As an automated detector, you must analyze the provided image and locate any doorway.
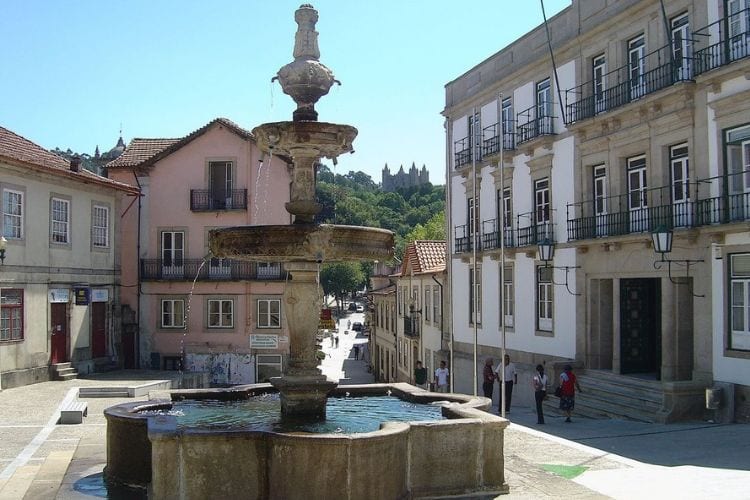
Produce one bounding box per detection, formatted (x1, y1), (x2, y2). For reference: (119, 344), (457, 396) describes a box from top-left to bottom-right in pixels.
(620, 278), (661, 375)
(91, 302), (107, 358)
(50, 303), (69, 364)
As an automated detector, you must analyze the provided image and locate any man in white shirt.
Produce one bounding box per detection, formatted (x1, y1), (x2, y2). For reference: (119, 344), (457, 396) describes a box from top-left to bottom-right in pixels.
(494, 354), (517, 413)
(434, 361), (449, 393)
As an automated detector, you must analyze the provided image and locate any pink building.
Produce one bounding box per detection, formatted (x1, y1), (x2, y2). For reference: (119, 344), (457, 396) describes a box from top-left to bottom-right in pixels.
(108, 118), (292, 384)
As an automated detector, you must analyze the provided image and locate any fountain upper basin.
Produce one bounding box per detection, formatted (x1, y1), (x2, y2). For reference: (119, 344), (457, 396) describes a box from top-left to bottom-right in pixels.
(253, 121), (357, 159)
(209, 224), (394, 263)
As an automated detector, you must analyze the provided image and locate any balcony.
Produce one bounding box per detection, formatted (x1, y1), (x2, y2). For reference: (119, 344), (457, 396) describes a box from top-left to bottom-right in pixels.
(566, 170), (750, 242)
(693, 8), (750, 77)
(481, 123), (515, 157)
(140, 258), (285, 281)
(480, 218), (515, 250)
(453, 136), (473, 169)
(190, 189), (247, 211)
(516, 105), (555, 145)
(453, 224), (480, 254)
(516, 216), (555, 247)
(565, 44), (692, 125)
(403, 316), (420, 338)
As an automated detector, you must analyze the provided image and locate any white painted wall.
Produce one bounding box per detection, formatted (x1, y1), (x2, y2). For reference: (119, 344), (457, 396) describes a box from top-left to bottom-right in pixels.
(554, 59), (576, 133)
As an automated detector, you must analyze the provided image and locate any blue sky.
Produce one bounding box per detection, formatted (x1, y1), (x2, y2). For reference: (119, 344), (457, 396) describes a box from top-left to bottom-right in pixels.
(0, 1), (570, 183)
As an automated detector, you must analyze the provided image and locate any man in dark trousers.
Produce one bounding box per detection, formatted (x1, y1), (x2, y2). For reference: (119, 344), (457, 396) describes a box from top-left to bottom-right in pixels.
(353, 344), (360, 360)
(495, 354), (517, 413)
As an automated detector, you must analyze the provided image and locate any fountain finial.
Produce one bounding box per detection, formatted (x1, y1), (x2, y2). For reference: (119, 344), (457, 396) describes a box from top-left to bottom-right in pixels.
(275, 3), (338, 122)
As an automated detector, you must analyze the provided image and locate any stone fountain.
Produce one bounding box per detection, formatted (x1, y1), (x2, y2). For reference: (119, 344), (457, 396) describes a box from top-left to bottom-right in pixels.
(209, 3), (393, 419)
(103, 6), (508, 498)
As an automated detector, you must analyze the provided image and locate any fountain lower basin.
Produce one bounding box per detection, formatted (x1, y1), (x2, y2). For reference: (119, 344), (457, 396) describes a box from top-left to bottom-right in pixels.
(104, 383), (509, 499)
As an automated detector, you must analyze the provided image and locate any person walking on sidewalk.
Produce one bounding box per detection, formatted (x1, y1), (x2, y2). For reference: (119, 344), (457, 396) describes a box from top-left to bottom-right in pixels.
(495, 354), (517, 413)
(559, 364), (582, 422)
(532, 364), (548, 424)
(434, 361), (449, 393)
(414, 360), (428, 389)
(353, 344), (360, 360)
(482, 358), (496, 400)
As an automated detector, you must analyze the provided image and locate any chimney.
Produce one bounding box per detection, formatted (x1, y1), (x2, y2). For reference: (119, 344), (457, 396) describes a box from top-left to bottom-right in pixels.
(70, 155), (81, 172)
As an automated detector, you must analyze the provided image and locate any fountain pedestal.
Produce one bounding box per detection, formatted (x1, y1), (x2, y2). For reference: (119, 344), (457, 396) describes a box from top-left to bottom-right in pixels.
(270, 261), (336, 418)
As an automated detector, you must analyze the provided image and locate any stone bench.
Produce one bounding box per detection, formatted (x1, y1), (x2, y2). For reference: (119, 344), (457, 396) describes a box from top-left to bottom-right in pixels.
(60, 401), (88, 424)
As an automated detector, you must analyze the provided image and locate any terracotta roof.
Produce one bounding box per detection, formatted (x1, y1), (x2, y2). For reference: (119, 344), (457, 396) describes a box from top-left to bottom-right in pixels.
(0, 125), (139, 194)
(400, 240), (446, 276)
(107, 117), (253, 169)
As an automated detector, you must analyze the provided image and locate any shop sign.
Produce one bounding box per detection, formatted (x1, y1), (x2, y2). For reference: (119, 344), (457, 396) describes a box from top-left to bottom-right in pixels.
(48, 289), (70, 303)
(74, 287), (90, 305)
(250, 334), (279, 349)
(91, 289), (109, 302)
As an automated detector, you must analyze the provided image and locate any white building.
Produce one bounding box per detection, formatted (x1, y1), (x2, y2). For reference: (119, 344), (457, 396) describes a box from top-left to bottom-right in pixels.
(0, 126), (138, 388)
(444, 0), (750, 422)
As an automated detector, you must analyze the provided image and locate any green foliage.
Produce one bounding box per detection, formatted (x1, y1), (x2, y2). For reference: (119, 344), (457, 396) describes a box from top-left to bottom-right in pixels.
(320, 262), (365, 302)
(315, 166), (445, 262)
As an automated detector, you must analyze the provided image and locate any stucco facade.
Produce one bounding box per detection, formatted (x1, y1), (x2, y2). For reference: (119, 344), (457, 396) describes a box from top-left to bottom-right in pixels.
(0, 126), (137, 389)
(108, 118), (293, 384)
(444, 0), (750, 421)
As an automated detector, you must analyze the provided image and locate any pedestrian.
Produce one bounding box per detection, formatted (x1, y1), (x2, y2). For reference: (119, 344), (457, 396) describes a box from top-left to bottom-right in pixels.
(330, 333), (334, 347)
(482, 358), (496, 400)
(558, 364), (582, 423)
(335, 335), (339, 348)
(494, 354), (517, 413)
(434, 361), (449, 393)
(353, 344), (360, 360)
(414, 360), (428, 389)
(532, 364), (548, 424)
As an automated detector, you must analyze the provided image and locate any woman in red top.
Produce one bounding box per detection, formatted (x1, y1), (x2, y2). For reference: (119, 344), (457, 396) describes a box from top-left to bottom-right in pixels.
(558, 364), (582, 423)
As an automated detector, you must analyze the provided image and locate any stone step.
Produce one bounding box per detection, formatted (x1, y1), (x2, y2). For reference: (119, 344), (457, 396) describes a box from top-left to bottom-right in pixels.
(0, 464), (41, 499)
(56, 373), (78, 381)
(50, 362), (72, 370)
(78, 387), (130, 398)
(54, 367), (78, 377)
(577, 377), (663, 406)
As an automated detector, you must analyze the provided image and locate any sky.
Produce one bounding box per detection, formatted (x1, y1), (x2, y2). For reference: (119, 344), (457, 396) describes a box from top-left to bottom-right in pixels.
(0, 1), (571, 184)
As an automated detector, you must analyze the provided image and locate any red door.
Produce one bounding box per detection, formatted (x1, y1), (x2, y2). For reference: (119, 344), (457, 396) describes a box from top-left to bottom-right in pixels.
(51, 303), (68, 363)
(91, 302), (107, 358)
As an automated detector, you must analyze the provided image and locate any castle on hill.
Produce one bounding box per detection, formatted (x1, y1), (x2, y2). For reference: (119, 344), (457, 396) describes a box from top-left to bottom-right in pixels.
(381, 162), (429, 192)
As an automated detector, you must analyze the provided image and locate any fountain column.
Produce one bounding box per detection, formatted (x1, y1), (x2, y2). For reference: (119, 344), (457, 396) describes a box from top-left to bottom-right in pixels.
(271, 261), (336, 418)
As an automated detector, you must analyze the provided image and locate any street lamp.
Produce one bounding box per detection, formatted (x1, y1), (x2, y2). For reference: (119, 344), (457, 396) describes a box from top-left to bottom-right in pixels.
(536, 237), (580, 296)
(650, 225), (704, 297)
(0, 236), (7, 265)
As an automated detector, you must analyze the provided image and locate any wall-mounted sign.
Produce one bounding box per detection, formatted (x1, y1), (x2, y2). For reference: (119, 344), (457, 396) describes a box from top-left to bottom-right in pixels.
(74, 287), (90, 306)
(91, 289), (109, 302)
(250, 334), (279, 349)
(48, 289), (70, 303)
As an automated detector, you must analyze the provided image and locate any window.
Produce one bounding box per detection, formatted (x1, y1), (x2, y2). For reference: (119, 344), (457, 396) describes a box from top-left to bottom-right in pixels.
(209, 161), (233, 209)
(728, 0), (750, 61)
(537, 266), (553, 331)
(671, 13), (691, 80)
(51, 198), (70, 244)
(433, 287), (440, 324)
(726, 125), (750, 222)
(670, 144), (690, 227)
(497, 187), (512, 246)
(92, 205), (109, 248)
(594, 165), (608, 237)
(468, 197), (480, 237)
(161, 231), (185, 277)
(161, 299), (185, 328)
(730, 254), (750, 350)
(593, 54), (606, 113)
(627, 156), (648, 232)
(501, 98), (514, 149)
(1, 289), (23, 341)
(424, 286), (431, 322)
(2, 189), (23, 239)
(502, 265), (514, 328)
(536, 79), (552, 118)
(208, 299), (233, 328)
(469, 266), (482, 325)
(257, 299), (281, 328)
(628, 35), (646, 98)
(534, 178), (551, 231)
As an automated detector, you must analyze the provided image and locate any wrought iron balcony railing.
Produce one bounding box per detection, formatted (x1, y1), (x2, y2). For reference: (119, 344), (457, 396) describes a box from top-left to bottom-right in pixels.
(693, 7), (750, 77)
(453, 136), (473, 168)
(515, 217), (555, 247)
(190, 189), (247, 211)
(516, 105), (555, 145)
(481, 218), (515, 250)
(140, 258), (285, 281)
(565, 44), (693, 124)
(453, 224), (481, 254)
(481, 123), (516, 157)
(566, 170), (750, 241)
(403, 316), (420, 338)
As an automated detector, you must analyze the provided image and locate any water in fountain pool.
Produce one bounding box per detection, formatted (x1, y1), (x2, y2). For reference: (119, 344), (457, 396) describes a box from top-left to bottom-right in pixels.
(140, 394), (446, 433)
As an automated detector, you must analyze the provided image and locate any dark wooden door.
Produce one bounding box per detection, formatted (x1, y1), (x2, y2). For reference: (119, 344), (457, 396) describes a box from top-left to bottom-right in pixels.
(91, 302), (107, 358)
(51, 303), (68, 363)
(620, 278), (661, 374)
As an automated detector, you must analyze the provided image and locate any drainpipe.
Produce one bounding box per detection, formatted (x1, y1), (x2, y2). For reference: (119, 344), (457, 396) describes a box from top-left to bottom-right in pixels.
(133, 171), (142, 369)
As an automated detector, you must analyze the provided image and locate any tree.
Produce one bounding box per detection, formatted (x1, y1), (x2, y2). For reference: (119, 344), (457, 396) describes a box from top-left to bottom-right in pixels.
(319, 262), (365, 311)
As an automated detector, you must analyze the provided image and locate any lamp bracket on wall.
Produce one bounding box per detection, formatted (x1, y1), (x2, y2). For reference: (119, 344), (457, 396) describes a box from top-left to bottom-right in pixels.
(652, 256), (705, 298)
(541, 263), (581, 296)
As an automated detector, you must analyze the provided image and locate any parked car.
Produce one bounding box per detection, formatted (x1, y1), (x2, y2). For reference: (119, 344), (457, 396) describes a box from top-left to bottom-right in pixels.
(356, 305), (364, 313)
(352, 322), (363, 331)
